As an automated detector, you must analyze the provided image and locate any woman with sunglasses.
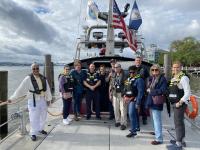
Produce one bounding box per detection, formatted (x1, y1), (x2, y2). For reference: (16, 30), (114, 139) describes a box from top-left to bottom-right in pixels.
(146, 64), (167, 145)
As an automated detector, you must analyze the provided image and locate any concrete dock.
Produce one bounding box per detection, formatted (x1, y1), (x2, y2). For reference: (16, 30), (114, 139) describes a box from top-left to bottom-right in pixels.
(1, 98), (200, 150)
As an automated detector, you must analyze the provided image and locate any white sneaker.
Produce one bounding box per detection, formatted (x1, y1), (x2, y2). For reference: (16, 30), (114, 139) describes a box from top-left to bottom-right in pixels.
(63, 119), (70, 125)
(67, 117), (72, 122)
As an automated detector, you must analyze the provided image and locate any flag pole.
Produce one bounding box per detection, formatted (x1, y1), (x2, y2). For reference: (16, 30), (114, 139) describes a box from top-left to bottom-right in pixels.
(106, 0), (114, 56)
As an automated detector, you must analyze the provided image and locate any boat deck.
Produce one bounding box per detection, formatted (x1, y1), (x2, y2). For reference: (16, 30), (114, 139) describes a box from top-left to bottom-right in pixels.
(1, 99), (200, 150)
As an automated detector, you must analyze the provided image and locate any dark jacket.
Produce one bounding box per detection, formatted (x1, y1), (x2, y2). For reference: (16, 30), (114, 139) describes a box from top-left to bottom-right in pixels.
(146, 74), (167, 111)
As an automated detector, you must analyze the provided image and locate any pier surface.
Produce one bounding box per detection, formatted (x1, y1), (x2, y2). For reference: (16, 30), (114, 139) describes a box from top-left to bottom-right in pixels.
(1, 99), (200, 150)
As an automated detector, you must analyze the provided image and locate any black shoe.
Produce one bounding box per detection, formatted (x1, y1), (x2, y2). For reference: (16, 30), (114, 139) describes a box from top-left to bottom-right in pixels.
(39, 130), (47, 135)
(142, 119), (147, 125)
(96, 116), (101, 120)
(126, 132), (137, 138)
(120, 125), (126, 130)
(170, 140), (186, 147)
(109, 116), (114, 120)
(115, 122), (120, 127)
(31, 135), (37, 141)
(86, 115), (91, 120)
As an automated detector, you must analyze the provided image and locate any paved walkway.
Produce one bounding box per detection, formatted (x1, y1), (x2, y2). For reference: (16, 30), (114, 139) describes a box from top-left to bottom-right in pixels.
(1, 99), (200, 150)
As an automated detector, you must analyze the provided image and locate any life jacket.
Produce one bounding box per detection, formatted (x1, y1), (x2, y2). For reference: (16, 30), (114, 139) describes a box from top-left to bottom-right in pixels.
(29, 74), (47, 107)
(168, 71), (185, 104)
(124, 75), (140, 98)
(59, 74), (74, 92)
(86, 71), (99, 86)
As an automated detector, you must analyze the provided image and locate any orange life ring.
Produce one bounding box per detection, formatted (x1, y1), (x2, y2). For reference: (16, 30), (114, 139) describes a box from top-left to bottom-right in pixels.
(185, 95), (199, 119)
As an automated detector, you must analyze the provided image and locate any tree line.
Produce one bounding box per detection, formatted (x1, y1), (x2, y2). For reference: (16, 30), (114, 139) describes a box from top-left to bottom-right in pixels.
(158, 37), (200, 66)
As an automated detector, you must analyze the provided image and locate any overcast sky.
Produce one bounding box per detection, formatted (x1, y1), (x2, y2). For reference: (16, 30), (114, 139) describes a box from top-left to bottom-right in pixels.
(0, 0), (200, 63)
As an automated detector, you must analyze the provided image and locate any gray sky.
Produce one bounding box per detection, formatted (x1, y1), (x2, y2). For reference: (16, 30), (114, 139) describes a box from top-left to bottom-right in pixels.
(0, 0), (200, 63)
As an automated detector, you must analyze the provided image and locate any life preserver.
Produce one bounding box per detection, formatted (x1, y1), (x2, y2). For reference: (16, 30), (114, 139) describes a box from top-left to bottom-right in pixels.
(185, 95), (199, 119)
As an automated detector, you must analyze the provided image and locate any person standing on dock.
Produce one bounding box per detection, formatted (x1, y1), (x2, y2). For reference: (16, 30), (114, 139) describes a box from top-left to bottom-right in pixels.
(133, 56), (149, 125)
(59, 64), (73, 125)
(167, 61), (191, 149)
(70, 60), (86, 121)
(8, 62), (52, 141)
(110, 63), (127, 130)
(124, 66), (145, 137)
(83, 63), (101, 120)
(146, 64), (167, 145)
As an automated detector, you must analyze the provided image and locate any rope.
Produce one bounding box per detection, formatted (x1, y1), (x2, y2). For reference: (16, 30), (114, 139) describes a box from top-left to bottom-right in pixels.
(47, 110), (63, 117)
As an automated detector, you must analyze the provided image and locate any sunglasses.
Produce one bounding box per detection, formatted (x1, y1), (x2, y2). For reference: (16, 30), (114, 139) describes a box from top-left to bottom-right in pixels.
(65, 68), (70, 70)
(129, 71), (134, 74)
(151, 69), (159, 71)
(32, 67), (39, 70)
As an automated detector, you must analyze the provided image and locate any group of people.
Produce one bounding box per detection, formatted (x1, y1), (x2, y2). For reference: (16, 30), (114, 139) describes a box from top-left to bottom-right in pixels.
(8, 58), (190, 150)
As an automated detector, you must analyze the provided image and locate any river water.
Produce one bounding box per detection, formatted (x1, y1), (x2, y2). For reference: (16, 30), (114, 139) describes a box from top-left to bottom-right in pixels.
(0, 66), (200, 133)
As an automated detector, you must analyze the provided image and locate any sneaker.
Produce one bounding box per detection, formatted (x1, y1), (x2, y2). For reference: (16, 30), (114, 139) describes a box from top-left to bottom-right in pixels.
(142, 119), (147, 125)
(67, 117), (73, 122)
(96, 116), (101, 120)
(166, 144), (182, 150)
(86, 115), (91, 120)
(31, 135), (37, 141)
(115, 122), (120, 127)
(63, 119), (70, 125)
(74, 115), (79, 121)
(126, 132), (137, 138)
(151, 140), (162, 145)
(39, 130), (47, 135)
(120, 125), (126, 130)
(170, 140), (186, 147)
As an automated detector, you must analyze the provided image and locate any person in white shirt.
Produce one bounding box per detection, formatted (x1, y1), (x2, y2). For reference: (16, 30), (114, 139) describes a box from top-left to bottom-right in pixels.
(167, 61), (191, 149)
(8, 62), (52, 141)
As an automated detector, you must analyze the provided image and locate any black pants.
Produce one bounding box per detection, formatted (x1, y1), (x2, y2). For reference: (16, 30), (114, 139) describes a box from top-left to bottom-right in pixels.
(173, 103), (187, 142)
(85, 90), (100, 117)
(62, 98), (72, 119)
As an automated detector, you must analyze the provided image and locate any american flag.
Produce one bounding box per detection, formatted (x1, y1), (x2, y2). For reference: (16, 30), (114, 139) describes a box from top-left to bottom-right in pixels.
(112, 0), (137, 51)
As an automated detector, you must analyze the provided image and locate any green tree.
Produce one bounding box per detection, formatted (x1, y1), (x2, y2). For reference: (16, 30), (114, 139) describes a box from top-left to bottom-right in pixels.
(170, 37), (200, 66)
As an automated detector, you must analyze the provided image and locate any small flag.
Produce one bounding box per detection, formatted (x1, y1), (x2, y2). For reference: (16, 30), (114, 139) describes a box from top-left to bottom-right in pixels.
(87, 0), (99, 20)
(129, 1), (142, 30)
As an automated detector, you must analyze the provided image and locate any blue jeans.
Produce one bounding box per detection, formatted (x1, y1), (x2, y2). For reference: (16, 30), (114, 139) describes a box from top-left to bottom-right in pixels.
(73, 92), (82, 115)
(128, 101), (139, 133)
(152, 109), (163, 142)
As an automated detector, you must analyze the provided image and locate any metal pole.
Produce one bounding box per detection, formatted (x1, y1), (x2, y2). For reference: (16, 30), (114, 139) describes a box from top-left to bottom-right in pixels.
(164, 53), (171, 81)
(106, 0), (114, 56)
(19, 110), (27, 135)
(0, 71), (8, 139)
(51, 62), (55, 93)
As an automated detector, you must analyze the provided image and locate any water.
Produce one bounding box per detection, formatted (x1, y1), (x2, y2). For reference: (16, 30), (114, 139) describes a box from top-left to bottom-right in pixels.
(1, 66), (200, 133)
(0, 66), (63, 133)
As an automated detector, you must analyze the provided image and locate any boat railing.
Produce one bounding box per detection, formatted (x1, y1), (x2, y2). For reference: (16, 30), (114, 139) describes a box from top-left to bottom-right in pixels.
(0, 94), (62, 143)
(0, 95), (27, 144)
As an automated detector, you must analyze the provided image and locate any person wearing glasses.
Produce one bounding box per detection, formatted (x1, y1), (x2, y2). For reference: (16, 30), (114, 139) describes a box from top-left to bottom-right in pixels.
(146, 64), (167, 145)
(110, 63), (127, 130)
(8, 62), (52, 141)
(167, 61), (191, 150)
(59, 64), (74, 125)
(124, 65), (145, 138)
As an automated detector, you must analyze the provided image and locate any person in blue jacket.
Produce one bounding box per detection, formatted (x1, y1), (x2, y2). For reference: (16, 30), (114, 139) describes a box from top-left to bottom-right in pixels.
(146, 64), (167, 145)
(124, 66), (145, 138)
(70, 60), (86, 121)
